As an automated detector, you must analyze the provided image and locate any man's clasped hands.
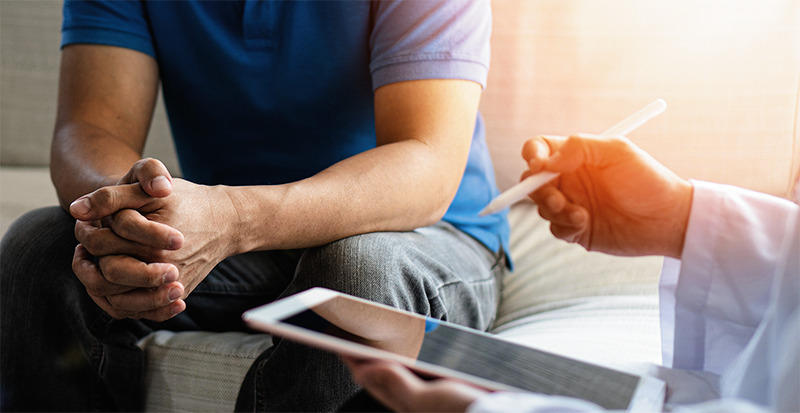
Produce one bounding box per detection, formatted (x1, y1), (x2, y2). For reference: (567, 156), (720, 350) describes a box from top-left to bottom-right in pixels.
(69, 159), (239, 322)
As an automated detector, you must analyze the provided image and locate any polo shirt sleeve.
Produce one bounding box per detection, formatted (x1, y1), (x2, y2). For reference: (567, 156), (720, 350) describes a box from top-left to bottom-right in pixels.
(369, 0), (491, 90)
(61, 0), (156, 58)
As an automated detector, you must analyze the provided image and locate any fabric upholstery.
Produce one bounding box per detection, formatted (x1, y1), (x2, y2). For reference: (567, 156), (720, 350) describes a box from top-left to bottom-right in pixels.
(492, 295), (662, 368)
(0, 1), (179, 173)
(495, 200), (663, 328)
(138, 331), (272, 412)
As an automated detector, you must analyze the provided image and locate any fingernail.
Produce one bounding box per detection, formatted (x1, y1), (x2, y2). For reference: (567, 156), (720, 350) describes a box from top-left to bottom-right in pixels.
(168, 287), (181, 302)
(167, 234), (181, 250)
(163, 268), (178, 284)
(151, 175), (171, 191)
(171, 304), (181, 316)
(70, 198), (91, 215)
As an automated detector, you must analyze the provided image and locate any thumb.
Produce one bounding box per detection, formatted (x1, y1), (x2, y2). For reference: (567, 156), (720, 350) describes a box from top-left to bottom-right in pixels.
(119, 158), (173, 198)
(69, 183), (154, 221)
(545, 133), (633, 173)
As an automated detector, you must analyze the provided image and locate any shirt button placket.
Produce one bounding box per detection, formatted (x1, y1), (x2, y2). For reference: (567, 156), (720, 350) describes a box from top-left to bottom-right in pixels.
(243, 0), (273, 50)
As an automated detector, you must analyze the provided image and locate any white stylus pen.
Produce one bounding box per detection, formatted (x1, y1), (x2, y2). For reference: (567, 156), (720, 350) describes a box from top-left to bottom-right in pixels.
(478, 99), (667, 216)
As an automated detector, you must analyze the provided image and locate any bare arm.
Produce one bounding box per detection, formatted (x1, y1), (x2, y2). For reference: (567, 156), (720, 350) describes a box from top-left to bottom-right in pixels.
(226, 78), (481, 252)
(71, 78), (482, 320)
(51, 44), (162, 210)
(71, 76), (481, 252)
(55, 45), (185, 321)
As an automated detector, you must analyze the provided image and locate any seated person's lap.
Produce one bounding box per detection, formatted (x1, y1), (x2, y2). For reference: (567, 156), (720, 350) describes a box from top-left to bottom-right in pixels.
(1, 206), (502, 411)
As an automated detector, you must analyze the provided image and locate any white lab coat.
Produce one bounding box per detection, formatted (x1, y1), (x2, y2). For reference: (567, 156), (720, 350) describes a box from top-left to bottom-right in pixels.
(468, 181), (800, 413)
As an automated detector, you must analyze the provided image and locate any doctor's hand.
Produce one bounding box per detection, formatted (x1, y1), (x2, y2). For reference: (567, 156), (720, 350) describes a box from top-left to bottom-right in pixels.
(522, 134), (693, 259)
(70, 170), (240, 321)
(343, 356), (488, 412)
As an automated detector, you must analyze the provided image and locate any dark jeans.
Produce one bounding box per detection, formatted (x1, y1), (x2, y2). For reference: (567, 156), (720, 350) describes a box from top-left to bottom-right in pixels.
(338, 390), (392, 412)
(1, 206), (503, 412)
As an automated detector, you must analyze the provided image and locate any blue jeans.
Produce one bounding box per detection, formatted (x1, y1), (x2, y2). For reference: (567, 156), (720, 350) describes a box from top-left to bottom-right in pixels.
(1, 206), (504, 412)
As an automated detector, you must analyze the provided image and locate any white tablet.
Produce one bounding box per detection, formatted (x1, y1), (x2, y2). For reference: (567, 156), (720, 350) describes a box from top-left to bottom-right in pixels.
(242, 287), (665, 411)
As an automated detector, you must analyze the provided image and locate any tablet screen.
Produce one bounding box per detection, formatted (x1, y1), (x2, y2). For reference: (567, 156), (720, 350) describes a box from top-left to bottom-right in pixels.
(258, 291), (645, 410)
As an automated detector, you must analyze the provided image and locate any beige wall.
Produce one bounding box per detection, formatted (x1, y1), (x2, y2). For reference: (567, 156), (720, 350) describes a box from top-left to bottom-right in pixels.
(482, 0), (800, 198)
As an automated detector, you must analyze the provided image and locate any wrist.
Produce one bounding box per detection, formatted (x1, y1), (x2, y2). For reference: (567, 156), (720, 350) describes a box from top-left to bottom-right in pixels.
(219, 184), (290, 255)
(210, 185), (247, 257)
(666, 179), (693, 259)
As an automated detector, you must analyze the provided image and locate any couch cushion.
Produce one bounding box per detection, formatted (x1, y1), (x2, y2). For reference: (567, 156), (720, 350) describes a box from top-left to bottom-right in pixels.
(1, 2), (61, 167)
(138, 331), (272, 412)
(493, 295), (662, 367)
(495, 200), (663, 328)
(0, 1), (180, 174)
(0, 167), (58, 236)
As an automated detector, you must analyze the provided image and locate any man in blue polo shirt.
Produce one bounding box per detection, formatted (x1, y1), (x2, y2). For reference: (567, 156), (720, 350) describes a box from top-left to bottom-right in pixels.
(0, 1), (509, 411)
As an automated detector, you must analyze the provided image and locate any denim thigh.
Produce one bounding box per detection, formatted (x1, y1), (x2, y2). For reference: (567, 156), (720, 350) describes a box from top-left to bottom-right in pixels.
(1, 207), (503, 412)
(0, 206), (141, 412)
(237, 221), (505, 412)
(0, 207), (301, 411)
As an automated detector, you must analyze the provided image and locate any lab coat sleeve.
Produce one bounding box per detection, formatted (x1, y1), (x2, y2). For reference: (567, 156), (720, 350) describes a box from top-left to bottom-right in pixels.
(662, 180), (799, 374)
(467, 392), (772, 413)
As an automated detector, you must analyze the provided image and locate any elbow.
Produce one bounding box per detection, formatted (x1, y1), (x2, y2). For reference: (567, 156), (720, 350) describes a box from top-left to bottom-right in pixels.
(416, 187), (458, 229)
(49, 148), (71, 212)
(418, 208), (448, 229)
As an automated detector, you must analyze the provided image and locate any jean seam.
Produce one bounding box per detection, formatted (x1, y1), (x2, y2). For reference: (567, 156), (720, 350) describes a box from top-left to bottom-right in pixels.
(435, 271), (497, 291)
(90, 339), (105, 412)
(87, 311), (112, 334)
(255, 358), (268, 412)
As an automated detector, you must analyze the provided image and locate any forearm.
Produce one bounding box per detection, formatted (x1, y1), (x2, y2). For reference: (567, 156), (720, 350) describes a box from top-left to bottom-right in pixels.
(224, 79), (478, 253)
(51, 44), (160, 210)
(51, 121), (143, 210)
(227, 138), (465, 252)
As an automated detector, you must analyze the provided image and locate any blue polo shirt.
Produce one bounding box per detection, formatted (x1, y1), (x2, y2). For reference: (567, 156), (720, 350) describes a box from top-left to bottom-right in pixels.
(61, 0), (510, 260)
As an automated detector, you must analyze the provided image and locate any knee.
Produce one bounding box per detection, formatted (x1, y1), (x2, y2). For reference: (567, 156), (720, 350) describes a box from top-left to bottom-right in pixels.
(291, 228), (501, 330)
(292, 232), (431, 313)
(1, 206), (77, 289)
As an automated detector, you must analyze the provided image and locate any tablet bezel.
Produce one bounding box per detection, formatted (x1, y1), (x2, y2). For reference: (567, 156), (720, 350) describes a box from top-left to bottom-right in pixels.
(242, 287), (665, 410)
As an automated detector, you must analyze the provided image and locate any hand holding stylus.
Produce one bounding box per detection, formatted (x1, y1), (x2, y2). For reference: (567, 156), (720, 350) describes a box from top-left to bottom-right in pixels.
(519, 108), (694, 259)
(479, 99), (668, 216)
